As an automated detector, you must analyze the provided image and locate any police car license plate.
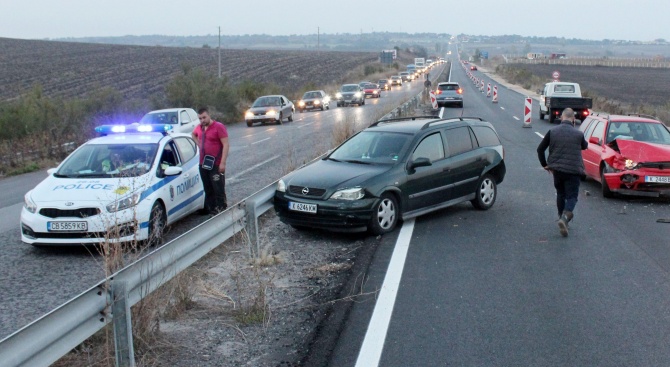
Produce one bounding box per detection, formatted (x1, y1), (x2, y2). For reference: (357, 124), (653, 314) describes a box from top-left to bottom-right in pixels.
(288, 202), (317, 213)
(48, 221), (88, 232)
(645, 176), (670, 183)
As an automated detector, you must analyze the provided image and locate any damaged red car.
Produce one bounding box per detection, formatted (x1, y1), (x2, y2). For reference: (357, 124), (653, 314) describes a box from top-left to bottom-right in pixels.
(580, 113), (670, 198)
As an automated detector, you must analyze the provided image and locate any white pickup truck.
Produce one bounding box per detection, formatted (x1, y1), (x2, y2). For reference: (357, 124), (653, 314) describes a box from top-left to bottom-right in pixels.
(539, 82), (593, 123)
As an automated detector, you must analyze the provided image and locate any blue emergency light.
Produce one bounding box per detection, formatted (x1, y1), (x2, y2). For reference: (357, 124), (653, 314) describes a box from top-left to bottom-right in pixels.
(95, 123), (173, 136)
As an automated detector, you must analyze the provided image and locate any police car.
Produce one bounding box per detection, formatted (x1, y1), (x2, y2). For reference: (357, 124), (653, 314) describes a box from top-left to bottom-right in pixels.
(20, 124), (205, 246)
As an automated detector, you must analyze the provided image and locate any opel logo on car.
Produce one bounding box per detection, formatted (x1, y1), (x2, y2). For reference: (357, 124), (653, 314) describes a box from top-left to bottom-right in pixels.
(64, 202), (74, 206)
(302, 187), (309, 195)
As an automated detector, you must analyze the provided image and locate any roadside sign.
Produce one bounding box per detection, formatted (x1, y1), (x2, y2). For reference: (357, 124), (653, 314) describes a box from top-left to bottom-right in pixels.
(429, 90), (438, 109)
(523, 97), (532, 128)
(552, 70), (560, 80)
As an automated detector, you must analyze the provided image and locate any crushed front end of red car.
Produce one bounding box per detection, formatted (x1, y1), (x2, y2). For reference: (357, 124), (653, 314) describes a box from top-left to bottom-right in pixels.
(602, 139), (670, 197)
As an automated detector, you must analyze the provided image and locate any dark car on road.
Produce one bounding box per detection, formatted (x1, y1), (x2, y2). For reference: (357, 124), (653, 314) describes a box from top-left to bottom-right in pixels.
(297, 90), (330, 112)
(274, 116), (506, 234)
(579, 113), (670, 198)
(378, 79), (391, 91)
(336, 84), (365, 107)
(435, 82), (464, 108)
(245, 95), (294, 127)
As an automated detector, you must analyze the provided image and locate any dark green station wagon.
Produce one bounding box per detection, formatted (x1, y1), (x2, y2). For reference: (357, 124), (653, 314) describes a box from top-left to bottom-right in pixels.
(274, 116), (506, 234)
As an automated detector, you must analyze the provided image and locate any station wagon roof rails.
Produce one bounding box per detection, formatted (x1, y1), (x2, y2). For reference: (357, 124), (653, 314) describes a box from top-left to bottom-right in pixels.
(370, 115), (439, 127)
(421, 116), (484, 130)
(626, 113), (658, 120)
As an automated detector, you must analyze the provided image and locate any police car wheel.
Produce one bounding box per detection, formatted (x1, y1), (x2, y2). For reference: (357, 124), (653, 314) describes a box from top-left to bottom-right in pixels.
(148, 202), (166, 246)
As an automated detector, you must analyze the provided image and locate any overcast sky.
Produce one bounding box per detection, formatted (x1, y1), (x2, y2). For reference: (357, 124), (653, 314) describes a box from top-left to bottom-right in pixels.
(1, 0), (667, 41)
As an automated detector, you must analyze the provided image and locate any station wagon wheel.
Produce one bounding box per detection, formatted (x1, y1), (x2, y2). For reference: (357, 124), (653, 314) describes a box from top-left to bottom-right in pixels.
(148, 202), (166, 246)
(471, 174), (497, 210)
(369, 193), (398, 235)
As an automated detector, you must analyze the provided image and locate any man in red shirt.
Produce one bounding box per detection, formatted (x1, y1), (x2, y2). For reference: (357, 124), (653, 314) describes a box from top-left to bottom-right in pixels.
(192, 107), (230, 215)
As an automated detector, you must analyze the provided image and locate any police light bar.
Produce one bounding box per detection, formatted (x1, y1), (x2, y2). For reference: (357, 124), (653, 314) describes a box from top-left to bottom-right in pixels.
(95, 123), (173, 135)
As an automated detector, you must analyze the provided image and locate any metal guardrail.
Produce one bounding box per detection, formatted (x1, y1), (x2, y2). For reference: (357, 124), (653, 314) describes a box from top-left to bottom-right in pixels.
(0, 182), (276, 367)
(0, 67), (450, 366)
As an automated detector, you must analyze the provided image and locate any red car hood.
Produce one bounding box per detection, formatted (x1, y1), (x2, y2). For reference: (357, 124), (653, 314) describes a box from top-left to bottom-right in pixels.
(604, 139), (670, 168)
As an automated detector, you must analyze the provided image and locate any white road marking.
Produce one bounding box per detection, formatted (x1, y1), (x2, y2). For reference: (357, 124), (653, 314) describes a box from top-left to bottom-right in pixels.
(500, 106), (505, 110)
(438, 107), (445, 119)
(355, 219), (416, 367)
(535, 132), (544, 138)
(298, 121), (315, 128)
(512, 116), (520, 121)
(251, 137), (270, 145)
(226, 156), (281, 181)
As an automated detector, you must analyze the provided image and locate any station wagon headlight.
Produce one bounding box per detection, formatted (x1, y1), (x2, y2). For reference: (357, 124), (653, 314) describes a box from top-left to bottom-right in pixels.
(24, 193), (37, 214)
(330, 187), (364, 200)
(277, 179), (286, 192)
(245, 111), (254, 118)
(624, 159), (638, 170)
(106, 192), (141, 213)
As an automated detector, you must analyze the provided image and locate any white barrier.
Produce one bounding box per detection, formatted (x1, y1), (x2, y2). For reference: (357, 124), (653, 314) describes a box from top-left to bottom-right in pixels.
(523, 97), (532, 128)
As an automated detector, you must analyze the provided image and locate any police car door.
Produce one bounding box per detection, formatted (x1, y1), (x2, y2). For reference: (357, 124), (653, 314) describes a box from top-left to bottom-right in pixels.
(172, 136), (204, 214)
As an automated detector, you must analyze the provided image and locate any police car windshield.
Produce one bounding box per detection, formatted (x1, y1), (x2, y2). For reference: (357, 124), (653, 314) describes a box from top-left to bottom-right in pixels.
(55, 143), (158, 178)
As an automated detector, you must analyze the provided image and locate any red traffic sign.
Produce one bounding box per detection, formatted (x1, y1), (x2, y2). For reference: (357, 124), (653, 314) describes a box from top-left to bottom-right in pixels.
(552, 70), (560, 80)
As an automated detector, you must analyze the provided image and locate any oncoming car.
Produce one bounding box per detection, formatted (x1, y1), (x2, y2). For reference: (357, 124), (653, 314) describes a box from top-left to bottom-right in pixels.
(336, 84), (365, 107)
(297, 90), (330, 112)
(245, 95), (295, 127)
(21, 123), (205, 246)
(579, 113), (670, 197)
(362, 83), (382, 98)
(274, 116), (506, 234)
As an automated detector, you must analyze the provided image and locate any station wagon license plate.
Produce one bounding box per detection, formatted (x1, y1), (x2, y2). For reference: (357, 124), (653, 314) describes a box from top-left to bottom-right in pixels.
(288, 201), (317, 214)
(645, 176), (670, 183)
(48, 221), (88, 232)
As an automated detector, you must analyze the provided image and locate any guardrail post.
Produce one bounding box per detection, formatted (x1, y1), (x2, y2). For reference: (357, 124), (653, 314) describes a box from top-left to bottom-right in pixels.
(245, 200), (260, 258)
(112, 280), (135, 367)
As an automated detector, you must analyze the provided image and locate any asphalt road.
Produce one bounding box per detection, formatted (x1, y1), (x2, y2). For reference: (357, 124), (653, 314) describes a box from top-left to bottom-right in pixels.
(0, 66), (445, 340)
(327, 49), (670, 366)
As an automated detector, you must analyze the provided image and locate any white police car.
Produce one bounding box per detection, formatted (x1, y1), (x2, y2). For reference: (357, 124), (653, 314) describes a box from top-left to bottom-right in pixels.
(20, 124), (205, 246)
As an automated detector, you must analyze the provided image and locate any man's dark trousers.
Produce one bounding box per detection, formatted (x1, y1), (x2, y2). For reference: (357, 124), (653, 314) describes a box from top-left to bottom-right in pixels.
(553, 170), (581, 217)
(199, 167), (227, 214)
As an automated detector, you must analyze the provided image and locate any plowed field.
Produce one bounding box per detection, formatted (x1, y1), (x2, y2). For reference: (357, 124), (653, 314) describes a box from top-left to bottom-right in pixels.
(0, 37), (378, 101)
(509, 63), (670, 106)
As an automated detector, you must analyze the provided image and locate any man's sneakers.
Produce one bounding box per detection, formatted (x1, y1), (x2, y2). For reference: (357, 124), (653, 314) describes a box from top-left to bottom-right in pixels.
(558, 211), (574, 237)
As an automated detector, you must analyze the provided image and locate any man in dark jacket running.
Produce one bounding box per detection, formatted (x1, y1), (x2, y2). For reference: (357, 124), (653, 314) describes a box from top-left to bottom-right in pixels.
(537, 108), (588, 237)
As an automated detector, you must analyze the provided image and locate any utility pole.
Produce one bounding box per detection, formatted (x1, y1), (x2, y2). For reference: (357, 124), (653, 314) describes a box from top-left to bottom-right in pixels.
(317, 27), (319, 51)
(218, 26), (221, 79)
